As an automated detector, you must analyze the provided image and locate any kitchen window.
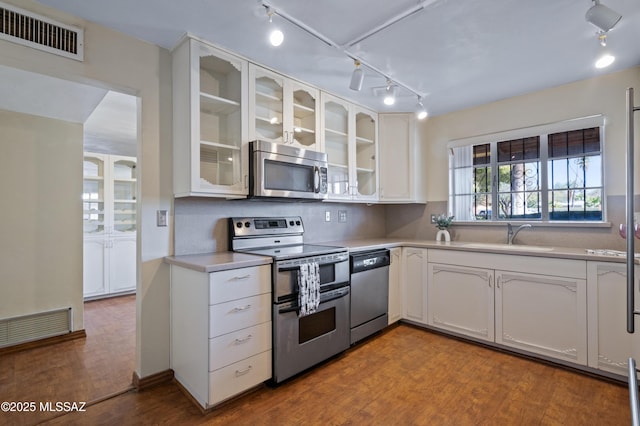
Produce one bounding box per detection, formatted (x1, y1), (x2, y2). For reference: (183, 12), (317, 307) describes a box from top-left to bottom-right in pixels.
(448, 116), (604, 222)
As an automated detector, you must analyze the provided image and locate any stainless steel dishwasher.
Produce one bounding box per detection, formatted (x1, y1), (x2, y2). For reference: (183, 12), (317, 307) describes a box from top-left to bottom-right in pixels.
(350, 248), (390, 344)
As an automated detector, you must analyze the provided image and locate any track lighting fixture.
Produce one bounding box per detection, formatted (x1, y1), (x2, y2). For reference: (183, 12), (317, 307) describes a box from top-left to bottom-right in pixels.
(383, 80), (396, 106)
(416, 97), (428, 120)
(595, 33), (615, 68)
(349, 60), (364, 91)
(266, 6), (284, 47)
(585, 0), (622, 33)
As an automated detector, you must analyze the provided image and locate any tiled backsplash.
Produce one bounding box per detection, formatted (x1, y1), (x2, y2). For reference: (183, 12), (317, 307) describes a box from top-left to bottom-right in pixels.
(174, 195), (638, 256)
(174, 198), (387, 255)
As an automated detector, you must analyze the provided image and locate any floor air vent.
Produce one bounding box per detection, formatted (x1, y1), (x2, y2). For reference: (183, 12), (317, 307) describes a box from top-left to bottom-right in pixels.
(0, 1), (83, 61)
(0, 308), (72, 348)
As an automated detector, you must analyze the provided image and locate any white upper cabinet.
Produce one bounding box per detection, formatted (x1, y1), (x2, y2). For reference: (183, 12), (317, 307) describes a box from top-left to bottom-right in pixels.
(172, 36), (248, 197)
(248, 64), (320, 151)
(321, 93), (379, 202)
(378, 113), (426, 203)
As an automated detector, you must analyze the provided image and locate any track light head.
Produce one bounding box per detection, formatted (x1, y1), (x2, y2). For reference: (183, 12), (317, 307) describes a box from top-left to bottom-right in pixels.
(349, 60), (364, 91)
(266, 6), (284, 47)
(416, 97), (428, 120)
(585, 1), (622, 32)
(383, 80), (396, 106)
(595, 32), (615, 68)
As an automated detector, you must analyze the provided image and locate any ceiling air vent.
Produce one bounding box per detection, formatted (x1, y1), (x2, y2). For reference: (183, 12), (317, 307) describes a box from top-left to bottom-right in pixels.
(0, 1), (83, 61)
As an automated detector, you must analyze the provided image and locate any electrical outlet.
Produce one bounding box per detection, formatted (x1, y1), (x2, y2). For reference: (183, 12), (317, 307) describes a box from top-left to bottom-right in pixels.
(338, 210), (347, 223)
(430, 214), (437, 224)
(325, 211), (331, 222)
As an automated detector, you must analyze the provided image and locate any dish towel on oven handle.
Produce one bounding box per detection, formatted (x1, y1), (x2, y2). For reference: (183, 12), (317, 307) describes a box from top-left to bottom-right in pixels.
(298, 261), (320, 317)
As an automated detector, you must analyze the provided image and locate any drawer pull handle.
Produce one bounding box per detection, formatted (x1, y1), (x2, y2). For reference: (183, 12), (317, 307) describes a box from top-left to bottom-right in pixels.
(232, 304), (252, 312)
(235, 334), (253, 344)
(231, 275), (251, 281)
(235, 365), (252, 377)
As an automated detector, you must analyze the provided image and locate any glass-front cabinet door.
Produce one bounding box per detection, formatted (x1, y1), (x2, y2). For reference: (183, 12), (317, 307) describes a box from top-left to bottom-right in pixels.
(249, 64), (320, 150)
(83, 154), (106, 235)
(289, 80), (319, 150)
(354, 107), (378, 200)
(322, 94), (351, 199)
(172, 36), (248, 197)
(321, 94), (379, 201)
(111, 156), (137, 234)
(249, 65), (285, 143)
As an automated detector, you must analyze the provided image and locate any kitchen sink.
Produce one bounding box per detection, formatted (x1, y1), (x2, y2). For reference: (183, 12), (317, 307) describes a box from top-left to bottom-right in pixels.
(462, 242), (554, 252)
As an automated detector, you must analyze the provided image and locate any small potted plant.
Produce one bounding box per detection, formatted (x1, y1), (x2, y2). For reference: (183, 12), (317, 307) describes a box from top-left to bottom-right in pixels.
(435, 213), (454, 242)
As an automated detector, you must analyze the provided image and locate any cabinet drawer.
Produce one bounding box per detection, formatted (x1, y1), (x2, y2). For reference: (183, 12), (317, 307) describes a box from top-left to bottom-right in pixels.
(209, 322), (272, 371)
(210, 265), (271, 305)
(209, 350), (272, 405)
(209, 294), (271, 338)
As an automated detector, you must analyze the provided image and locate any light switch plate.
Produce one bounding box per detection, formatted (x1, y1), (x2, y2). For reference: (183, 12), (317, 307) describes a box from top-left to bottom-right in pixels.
(157, 210), (167, 227)
(325, 211), (331, 222)
(338, 210), (347, 223)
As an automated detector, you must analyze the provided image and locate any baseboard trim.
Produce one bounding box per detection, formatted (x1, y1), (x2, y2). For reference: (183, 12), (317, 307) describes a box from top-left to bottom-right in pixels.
(132, 369), (174, 391)
(0, 330), (86, 355)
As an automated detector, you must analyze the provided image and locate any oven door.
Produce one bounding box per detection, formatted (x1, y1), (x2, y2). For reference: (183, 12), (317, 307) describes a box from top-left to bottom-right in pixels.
(273, 286), (350, 383)
(274, 255), (349, 303)
(252, 146), (328, 199)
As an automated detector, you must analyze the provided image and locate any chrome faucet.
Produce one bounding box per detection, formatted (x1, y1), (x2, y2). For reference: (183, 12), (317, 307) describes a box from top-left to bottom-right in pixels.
(507, 223), (532, 245)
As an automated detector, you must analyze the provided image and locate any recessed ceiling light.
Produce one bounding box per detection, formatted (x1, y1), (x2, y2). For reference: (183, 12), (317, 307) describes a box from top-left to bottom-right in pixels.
(595, 53), (615, 68)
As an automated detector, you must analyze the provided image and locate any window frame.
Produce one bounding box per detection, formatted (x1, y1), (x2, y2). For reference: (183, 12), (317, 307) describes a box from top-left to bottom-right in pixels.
(448, 115), (606, 224)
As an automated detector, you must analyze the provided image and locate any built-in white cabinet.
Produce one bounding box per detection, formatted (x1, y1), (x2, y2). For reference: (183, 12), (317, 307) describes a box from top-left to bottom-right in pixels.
(402, 247), (428, 324)
(587, 262), (640, 377)
(388, 247), (402, 324)
(378, 114), (426, 203)
(171, 264), (272, 409)
(321, 93), (378, 202)
(248, 64), (320, 150)
(425, 249), (588, 366)
(427, 263), (494, 342)
(172, 36), (248, 197)
(83, 153), (137, 299)
(495, 270), (587, 365)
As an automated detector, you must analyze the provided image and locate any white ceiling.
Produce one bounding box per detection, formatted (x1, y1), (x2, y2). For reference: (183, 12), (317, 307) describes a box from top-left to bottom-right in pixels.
(33, 0), (640, 117)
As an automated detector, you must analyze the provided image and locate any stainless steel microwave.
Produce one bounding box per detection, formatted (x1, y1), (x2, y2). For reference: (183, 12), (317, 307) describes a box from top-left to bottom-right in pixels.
(249, 140), (328, 200)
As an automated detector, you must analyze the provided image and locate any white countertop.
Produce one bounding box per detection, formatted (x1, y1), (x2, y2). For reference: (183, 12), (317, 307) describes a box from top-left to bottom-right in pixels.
(164, 251), (272, 273)
(319, 238), (639, 264)
(165, 239), (638, 272)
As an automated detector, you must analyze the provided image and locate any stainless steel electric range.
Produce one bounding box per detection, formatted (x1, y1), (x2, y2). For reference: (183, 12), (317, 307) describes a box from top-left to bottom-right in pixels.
(229, 216), (350, 383)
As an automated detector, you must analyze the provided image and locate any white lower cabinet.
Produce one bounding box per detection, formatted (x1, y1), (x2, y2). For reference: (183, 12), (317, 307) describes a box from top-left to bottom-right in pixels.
(402, 247), (428, 325)
(171, 264), (272, 409)
(83, 235), (136, 298)
(423, 249), (588, 367)
(587, 262), (640, 376)
(388, 247), (402, 324)
(495, 270), (587, 365)
(427, 264), (494, 342)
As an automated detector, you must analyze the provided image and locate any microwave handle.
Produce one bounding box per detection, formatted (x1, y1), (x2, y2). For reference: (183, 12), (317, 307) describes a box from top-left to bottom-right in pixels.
(314, 166), (321, 193)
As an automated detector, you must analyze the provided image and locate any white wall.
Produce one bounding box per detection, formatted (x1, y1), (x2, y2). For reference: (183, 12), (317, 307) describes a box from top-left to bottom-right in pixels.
(421, 66), (640, 201)
(0, 110), (83, 328)
(0, 0), (172, 378)
(386, 66), (640, 249)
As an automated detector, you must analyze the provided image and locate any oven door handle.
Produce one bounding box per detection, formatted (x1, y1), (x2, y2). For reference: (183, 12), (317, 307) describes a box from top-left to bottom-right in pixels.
(277, 288), (349, 314)
(277, 259), (345, 272)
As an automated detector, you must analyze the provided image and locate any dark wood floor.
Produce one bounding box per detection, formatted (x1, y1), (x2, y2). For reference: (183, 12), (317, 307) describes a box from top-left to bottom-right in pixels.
(1, 295), (631, 425)
(0, 295), (135, 426)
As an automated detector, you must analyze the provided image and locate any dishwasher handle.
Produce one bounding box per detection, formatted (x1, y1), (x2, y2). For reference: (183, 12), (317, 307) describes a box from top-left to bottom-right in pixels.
(350, 249), (390, 273)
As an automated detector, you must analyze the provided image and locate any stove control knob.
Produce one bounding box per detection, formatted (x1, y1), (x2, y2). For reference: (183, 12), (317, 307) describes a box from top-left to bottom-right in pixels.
(236, 222), (242, 228)
(244, 221), (251, 228)
(289, 220), (294, 226)
(295, 220), (301, 226)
